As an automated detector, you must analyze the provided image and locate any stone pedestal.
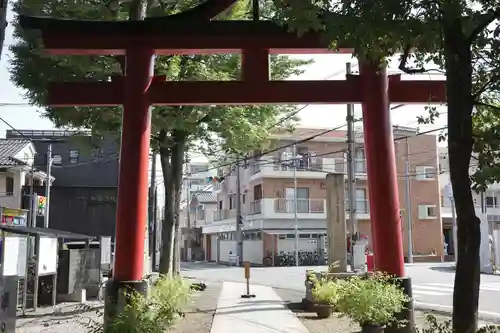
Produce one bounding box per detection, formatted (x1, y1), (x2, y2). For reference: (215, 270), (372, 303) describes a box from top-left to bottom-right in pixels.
(325, 173), (347, 272)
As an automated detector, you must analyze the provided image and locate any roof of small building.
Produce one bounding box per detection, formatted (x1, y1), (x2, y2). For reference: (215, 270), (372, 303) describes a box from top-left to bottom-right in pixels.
(0, 139), (32, 167)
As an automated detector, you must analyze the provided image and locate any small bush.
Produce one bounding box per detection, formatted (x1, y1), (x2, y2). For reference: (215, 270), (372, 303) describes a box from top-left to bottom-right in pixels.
(82, 276), (191, 333)
(311, 276), (344, 307)
(336, 272), (409, 327)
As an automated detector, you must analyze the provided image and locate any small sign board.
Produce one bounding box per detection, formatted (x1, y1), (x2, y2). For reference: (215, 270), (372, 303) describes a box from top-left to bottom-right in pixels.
(38, 237), (58, 275)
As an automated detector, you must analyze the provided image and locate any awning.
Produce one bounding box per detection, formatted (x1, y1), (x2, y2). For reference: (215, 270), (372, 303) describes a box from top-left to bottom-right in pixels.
(262, 229), (326, 235)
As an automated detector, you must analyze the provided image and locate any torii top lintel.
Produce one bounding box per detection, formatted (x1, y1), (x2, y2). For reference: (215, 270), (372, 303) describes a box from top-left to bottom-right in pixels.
(19, 0), (345, 55)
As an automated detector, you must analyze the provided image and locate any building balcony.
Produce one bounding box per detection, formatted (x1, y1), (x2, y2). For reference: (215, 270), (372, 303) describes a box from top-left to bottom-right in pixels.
(213, 209), (237, 222)
(248, 198), (326, 219)
(345, 199), (370, 219)
(249, 156), (368, 181)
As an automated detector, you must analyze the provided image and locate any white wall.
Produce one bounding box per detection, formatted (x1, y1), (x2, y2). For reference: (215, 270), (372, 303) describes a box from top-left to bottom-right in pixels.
(0, 171), (24, 209)
(277, 238), (319, 253)
(243, 241), (263, 264)
(210, 235), (218, 261)
(219, 240), (236, 262)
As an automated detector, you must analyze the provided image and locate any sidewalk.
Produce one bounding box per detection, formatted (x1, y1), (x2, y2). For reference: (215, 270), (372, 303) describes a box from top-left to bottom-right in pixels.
(210, 282), (309, 333)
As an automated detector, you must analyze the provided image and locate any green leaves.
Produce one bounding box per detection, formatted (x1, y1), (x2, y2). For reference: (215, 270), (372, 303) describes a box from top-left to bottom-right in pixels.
(336, 274), (409, 327)
(10, 0), (311, 158)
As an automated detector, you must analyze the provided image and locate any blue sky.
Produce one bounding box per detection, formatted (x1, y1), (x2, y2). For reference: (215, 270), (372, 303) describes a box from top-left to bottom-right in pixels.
(0, 8), (447, 139)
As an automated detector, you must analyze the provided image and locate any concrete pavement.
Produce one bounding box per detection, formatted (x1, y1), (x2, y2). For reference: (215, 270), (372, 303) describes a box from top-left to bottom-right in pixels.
(210, 281), (309, 333)
(181, 261), (500, 321)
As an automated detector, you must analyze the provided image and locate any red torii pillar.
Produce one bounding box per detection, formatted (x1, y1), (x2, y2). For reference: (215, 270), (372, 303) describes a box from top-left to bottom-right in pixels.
(361, 61), (405, 277)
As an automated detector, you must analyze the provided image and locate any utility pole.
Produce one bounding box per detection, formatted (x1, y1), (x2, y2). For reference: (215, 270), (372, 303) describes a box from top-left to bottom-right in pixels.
(293, 144), (299, 266)
(29, 162), (35, 227)
(44, 145), (52, 228)
(236, 161), (243, 265)
(0, 0), (8, 60)
(345, 62), (357, 264)
(149, 152), (157, 269)
(186, 175), (191, 261)
(404, 137), (414, 263)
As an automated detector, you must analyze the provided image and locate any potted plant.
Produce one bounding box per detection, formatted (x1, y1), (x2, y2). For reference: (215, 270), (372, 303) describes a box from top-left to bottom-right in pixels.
(336, 273), (409, 333)
(309, 274), (343, 319)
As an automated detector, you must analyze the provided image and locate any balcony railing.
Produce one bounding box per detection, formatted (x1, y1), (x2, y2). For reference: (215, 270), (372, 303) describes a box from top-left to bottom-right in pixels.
(345, 199), (370, 214)
(274, 198), (325, 214)
(272, 157), (324, 172)
(250, 157), (367, 176)
(251, 162), (261, 175)
(213, 209), (237, 221)
(250, 200), (262, 214)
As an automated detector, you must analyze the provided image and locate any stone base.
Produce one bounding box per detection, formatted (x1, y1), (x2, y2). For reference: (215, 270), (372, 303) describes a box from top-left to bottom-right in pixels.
(57, 289), (87, 303)
(103, 279), (148, 329)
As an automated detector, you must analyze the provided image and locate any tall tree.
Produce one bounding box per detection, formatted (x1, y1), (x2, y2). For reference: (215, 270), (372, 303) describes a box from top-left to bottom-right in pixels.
(269, 1), (499, 332)
(10, 0), (311, 275)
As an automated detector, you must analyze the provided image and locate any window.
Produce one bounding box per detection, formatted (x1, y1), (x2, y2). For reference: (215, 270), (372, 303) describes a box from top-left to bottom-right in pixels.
(355, 149), (366, 173)
(418, 205), (437, 219)
(52, 154), (62, 165)
(69, 149), (79, 164)
(334, 158), (345, 173)
(254, 184), (262, 201)
(486, 193), (498, 208)
(218, 200), (223, 210)
(355, 188), (369, 214)
(416, 166), (436, 180)
(5, 177), (14, 196)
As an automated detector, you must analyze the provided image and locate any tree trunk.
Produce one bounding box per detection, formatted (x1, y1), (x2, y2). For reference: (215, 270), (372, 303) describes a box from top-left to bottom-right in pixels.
(158, 133), (186, 275)
(170, 132), (186, 275)
(159, 147), (175, 275)
(444, 24), (481, 333)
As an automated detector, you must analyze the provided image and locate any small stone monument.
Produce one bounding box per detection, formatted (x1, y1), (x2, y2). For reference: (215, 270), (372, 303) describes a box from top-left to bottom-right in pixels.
(325, 173), (347, 272)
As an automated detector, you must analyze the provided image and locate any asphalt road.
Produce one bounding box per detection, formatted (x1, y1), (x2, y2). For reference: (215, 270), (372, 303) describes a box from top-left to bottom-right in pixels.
(180, 261), (500, 321)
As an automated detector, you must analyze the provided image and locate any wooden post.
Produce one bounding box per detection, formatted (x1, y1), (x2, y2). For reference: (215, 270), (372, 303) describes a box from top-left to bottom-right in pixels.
(325, 173), (347, 272)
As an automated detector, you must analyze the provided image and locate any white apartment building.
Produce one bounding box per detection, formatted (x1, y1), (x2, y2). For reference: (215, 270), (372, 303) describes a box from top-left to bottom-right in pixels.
(439, 147), (500, 258)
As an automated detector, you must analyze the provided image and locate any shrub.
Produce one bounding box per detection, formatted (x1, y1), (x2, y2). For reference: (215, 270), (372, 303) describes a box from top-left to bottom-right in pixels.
(311, 276), (344, 307)
(83, 276), (191, 333)
(336, 273), (409, 327)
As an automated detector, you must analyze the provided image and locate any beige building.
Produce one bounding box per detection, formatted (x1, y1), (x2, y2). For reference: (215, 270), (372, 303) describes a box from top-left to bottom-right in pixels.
(202, 127), (443, 265)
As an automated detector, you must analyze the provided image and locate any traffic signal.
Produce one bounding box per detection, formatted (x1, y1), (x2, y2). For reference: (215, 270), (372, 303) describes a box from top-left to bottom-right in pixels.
(206, 176), (225, 183)
(237, 214), (243, 227)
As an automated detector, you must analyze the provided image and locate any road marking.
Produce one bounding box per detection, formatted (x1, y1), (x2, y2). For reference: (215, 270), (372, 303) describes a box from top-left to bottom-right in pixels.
(411, 282), (500, 300)
(429, 282), (500, 291)
(415, 301), (500, 319)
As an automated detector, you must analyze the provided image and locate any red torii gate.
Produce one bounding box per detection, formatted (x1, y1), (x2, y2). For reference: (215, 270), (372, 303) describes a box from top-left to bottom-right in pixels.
(19, 0), (445, 312)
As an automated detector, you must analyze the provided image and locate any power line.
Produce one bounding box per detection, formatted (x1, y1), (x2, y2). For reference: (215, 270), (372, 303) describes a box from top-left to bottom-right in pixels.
(268, 64), (360, 128)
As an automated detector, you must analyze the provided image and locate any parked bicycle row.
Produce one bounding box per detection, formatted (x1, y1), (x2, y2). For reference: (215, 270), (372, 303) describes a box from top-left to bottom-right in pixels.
(263, 250), (328, 266)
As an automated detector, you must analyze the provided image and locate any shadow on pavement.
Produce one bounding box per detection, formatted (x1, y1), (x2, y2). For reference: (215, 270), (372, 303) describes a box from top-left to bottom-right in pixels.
(429, 265), (455, 273)
(181, 262), (237, 271)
